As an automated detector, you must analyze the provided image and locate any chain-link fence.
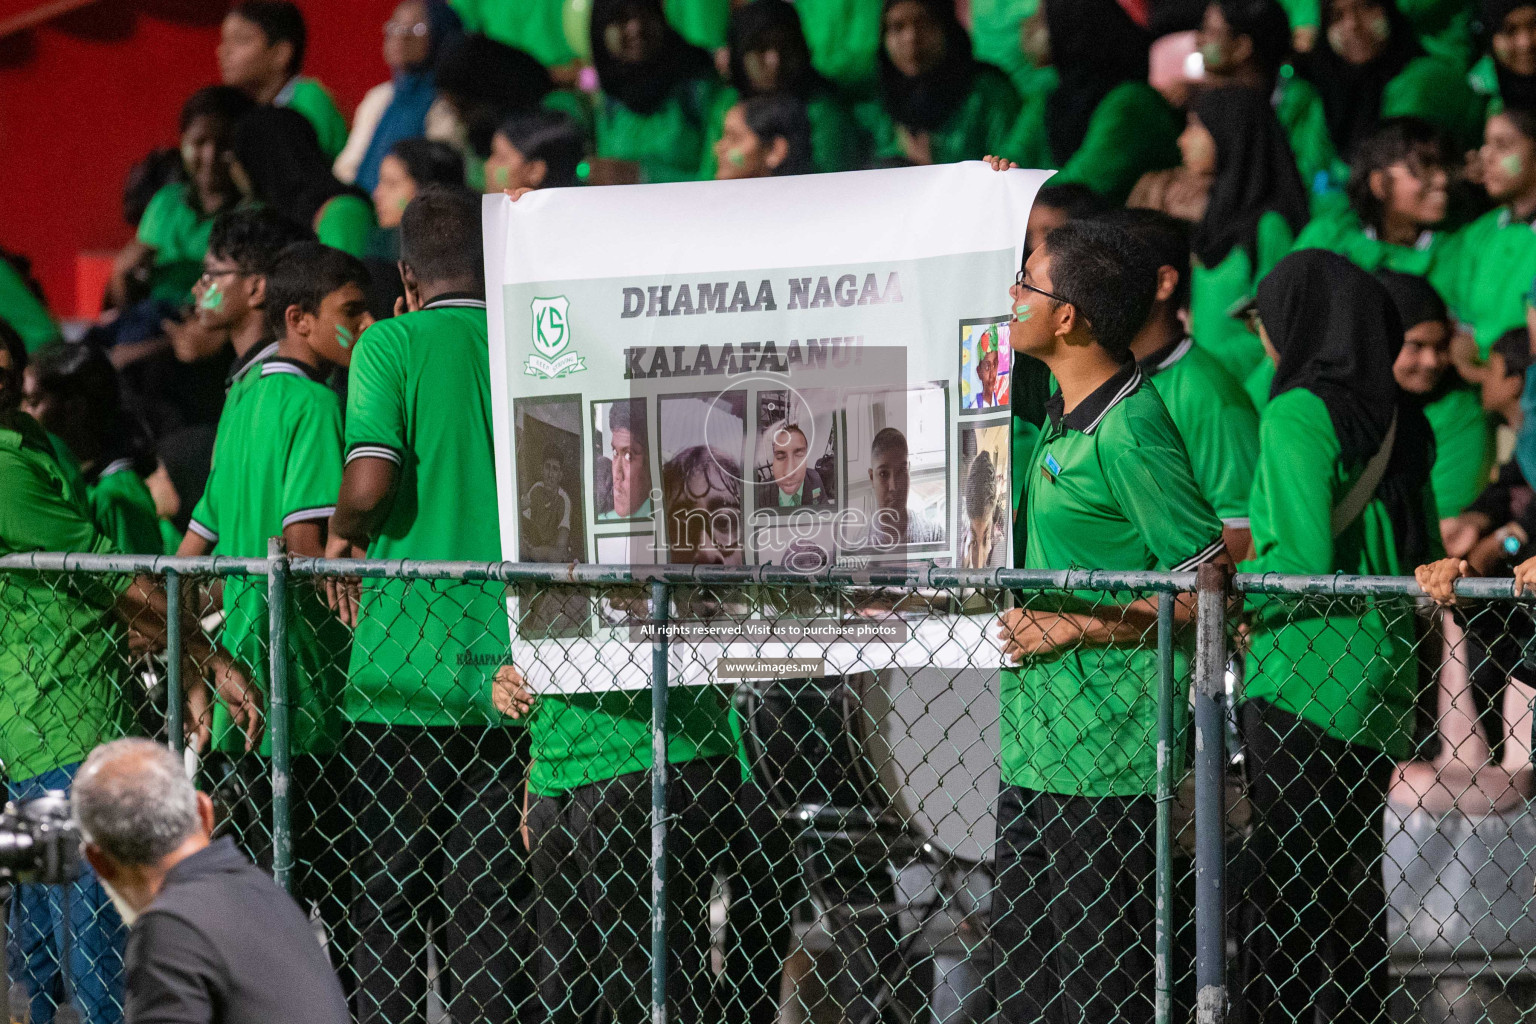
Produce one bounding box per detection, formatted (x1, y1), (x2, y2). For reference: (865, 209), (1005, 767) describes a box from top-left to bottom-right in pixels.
(3, 552), (1536, 1024)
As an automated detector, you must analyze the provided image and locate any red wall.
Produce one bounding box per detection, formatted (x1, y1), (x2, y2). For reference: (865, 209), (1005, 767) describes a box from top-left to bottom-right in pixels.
(0, 0), (397, 317)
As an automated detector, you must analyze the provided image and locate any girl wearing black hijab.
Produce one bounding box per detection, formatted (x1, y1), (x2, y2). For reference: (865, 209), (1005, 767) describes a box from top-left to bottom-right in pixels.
(1472, 0), (1536, 116)
(1237, 249), (1436, 1024)
(1298, 0), (1482, 160)
(868, 0), (1020, 165)
(589, 0), (722, 183)
(1000, 0), (1181, 204)
(1177, 87), (1310, 389)
(229, 107), (375, 257)
(701, 0), (861, 176)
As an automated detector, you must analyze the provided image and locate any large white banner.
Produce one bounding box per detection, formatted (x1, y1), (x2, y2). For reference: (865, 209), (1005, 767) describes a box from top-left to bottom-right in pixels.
(483, 163), (1048, 693)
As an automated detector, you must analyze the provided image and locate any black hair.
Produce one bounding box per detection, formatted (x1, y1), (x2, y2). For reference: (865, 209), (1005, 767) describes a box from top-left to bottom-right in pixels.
(263, 242), (371, 339)
(1033, 182), (1109, 220)
(27, 341), (156, 476)
(741, 94), (817, 176)
(386, 138), (468, 192)
(400, 186), (484, 289)
(1496, 105), (1536, 144)
(435, 34), (554, 157)
(179, 84), (258, 135)
(1345, 117), (1453, 229)
(1215, 0), (1293, 84)
(230, 0), (307, 75)
(207, 207), (314, 275)
(964, 449), (996, 520)
(1491, 326), (1535, 378)
(542, 447), (564, 467)
(122, 149), (184, 228)
(0, 318), (26, 421)
(662, 445), (743, 515)
(230, 106), (360, 229)
(607, 398), (648, 447)
(870, 425), (909, 461)
(496, 110), (585, 189)
(1041, 220), (1161, 360)
(1095, 207), (1192, 312)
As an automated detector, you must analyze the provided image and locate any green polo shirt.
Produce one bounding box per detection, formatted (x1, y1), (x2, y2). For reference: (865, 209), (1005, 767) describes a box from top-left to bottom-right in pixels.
(343, 297), (511, 727)
(865, 64), (1022, 167)
(796, 0), (883, 95)
(0, 414), (128, 780)
(1190, 210), (1295, 385)
(594, 78), (723, 183)
(700, 86), (863, 178)
(190, 357), (349, 755)
(1292, 206), (1450, 279)
(1141, 337), (1260, 527)
(450, 0), (573, 66)
(136, 182), (219, 303)
(277, 76), (349, 161)
(1435, 206), (1536, 357)
(0, 258), (60, 352)
(1003, 362), (1225, 797)
(88, 459), (168, 556)
(1242, 387), (1426, 758)
(1424, 384), (1495, 519)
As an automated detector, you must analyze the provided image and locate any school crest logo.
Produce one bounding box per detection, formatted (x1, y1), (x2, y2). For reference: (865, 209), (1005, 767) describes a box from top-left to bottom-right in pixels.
(525, 295), (586, 379)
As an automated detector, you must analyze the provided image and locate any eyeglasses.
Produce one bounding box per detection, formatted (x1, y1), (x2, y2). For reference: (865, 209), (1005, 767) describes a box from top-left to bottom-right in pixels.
(383, 20), (429, 37)
(1013, 271), (1069, 305)
(197, 268), (244, 288)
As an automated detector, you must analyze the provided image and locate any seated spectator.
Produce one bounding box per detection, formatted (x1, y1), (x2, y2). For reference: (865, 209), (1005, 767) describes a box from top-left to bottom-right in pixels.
(483, 110), (584, 192)
(1469, 0), (1536, 119)
(111, 86), (255, 308)
(0, 247), (60, 352)
(230, 107), (376, 257)
(373, 138), (466, 230)
(1482, 326), (1531, 438)
(1170, 87), (1309, 390)
(701, 0), (861, 177)
(21, 343), (167, 555)
(864, 0), (1019, 167)
(1197, 0), (1345, 203)
(713, 94), (817, 179)
(219, 0), (349, 160)
(1002, 0), (1180, 205)
(334, 0), (462, 192)
(587, 0), (722, 184)
(1295, 0), (1481, 160)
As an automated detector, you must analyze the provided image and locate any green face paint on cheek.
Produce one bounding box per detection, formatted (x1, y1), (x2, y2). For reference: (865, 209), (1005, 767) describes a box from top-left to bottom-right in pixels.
(727, 149), (746, 168)
(492, 164), (510, 190)
(1503, 153), (1524, 177)
(336, 324), (355, 350)
(199, 281), (223, 312)
(1014, 302), (1031, 321)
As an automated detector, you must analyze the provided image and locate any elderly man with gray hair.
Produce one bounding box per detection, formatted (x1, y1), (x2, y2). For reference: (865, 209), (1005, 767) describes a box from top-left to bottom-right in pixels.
(72, 739), (348, 1024)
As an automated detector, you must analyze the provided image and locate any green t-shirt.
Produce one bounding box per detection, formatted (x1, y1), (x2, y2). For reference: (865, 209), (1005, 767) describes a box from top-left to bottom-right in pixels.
(700, 87), (864, 178)
(865, 64), (1021, 166)
(1011, 81), (1181, 206)
(594, 77), (723, 183)
(1241, 387), (1426, 758)
(1003, 362), (1225, 797)
(665, 0), (729, 49)
(1470, 53), (1506, 118)
(0, 415), (128, 780)
(343, 298), (511, 727)
(1141, 338), (1260, 527)
(796, 0), (884, 96)
(277, 76), (350, 161)
(0, 258), (59, 352)
(1190, 210), (1295, 384)
(315, 194), (375, 258)
(136, 182), (219, 303)
(1291, 205), (1451, 279)
(1382, 55), (1485, 154)
(970, 0), (1038, 85)
(1434, 206), (1536, 357)
(1273, 69), (1347, 206)
(451, 0), (574, 66)
(528, 685), (737, 795)
(189, 358), (350, 755)
(1423, 384), (1494, 519)
(88, 460), (166, 556)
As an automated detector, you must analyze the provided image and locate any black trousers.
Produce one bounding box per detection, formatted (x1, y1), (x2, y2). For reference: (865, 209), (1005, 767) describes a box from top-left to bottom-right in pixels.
(991, 784), (1157, 1024)
(526, 755), (792, 1024)
(1235, 699), (1393, 1024)
(347, 722), (537, 1024)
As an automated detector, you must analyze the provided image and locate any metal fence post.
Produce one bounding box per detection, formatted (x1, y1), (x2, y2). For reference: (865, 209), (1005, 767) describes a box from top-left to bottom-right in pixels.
(267, 538), (293, 892)
(1155, 597), (1175, 1024)
(1193, 564), (1229, 1024)
(650, 578), (671, 1024)
(165, 567), (183, 754)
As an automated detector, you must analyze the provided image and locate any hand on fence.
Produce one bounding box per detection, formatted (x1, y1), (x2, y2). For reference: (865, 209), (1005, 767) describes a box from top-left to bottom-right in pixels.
(208, 653), (263, 751)
(1415, 558), (1469, 606)
(997, 608), (1087, 662)
(323, 534), (365, 627)
(1514, 554), (1536, 596)
(184, 676), (213, 752)
(492, 664), (534, 720)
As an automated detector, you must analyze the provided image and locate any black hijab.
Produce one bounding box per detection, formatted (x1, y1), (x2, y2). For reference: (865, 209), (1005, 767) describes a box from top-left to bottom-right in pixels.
(1258, 250), (1435, 563)
(1481, 0), (1536, 112)
(878, 0), (978, 132)
(728, 0), (826, 99)
(1043, 0), (1152, 164)
(1298, 0), (1422, 159)
(1377, 268), (1457, 403)
(591, 0), (717, 115)
(1190, 87), (1310, 268)
(230, 107), (363, 231)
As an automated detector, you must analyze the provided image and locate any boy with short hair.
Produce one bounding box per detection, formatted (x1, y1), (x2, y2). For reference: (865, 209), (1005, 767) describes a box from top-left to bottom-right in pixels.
(183, 240), (371, 983)
(218, 0), (348, 159)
